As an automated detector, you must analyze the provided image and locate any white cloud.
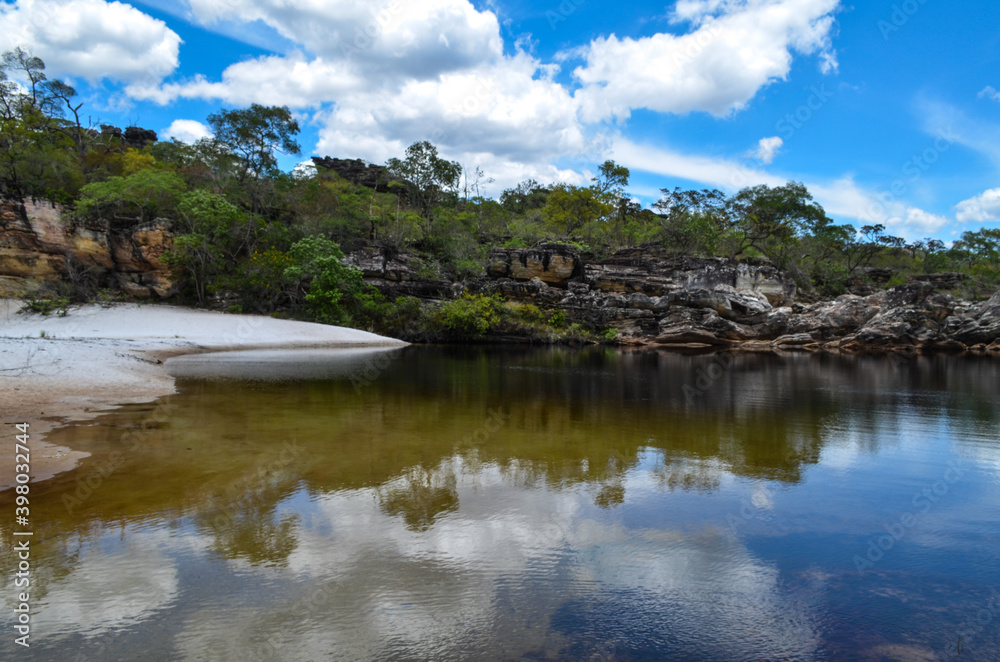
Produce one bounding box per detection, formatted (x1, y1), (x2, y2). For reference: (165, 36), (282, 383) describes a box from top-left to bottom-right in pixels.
(753, 136), (783, 164)
(130, 54), (362, 107)
(807, 179), (950, 236)
(182, 0), (503, 78)
(162, 119), (212, 144)
(893, 207), (950, 234)
(573, 0), (841, 121)
(978, 86), (1000, 103)
(611, 140), (950, 238)
(956, 188), (1000, 223)
(0, 0), (181, 83)
(122, 1), (588, 191)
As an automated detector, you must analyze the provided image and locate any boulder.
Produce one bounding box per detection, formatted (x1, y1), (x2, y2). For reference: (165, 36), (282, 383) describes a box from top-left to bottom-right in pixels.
(951, 290), (1000, 345)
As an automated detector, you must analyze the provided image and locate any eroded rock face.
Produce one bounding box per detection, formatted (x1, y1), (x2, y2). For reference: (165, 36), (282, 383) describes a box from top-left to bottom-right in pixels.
(472, 245), (1000, 350)
(344, 247), (456, 299)
(487, 244), (581, 286)
(950, 290), (1000, 346)
(0, 199), (176, 297)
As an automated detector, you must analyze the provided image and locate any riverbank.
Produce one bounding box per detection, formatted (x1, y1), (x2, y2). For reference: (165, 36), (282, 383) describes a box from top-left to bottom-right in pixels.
(0, 299), (407, 489)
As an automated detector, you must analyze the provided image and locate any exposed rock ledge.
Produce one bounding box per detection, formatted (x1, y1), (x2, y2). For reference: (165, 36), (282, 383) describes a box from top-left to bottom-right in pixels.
(2, 198), (998, 352)
(355, 244), (1000, 352)
(0, 199), (174, 298)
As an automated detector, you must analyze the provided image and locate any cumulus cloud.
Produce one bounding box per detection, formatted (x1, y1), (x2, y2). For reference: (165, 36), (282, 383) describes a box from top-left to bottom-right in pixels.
(162, 119), (212, 144)
(130, 54), (363, 107)
(573, 0), (841, 121)
(609, 140), (949, 238)
(978, 86), (1000, 103)
(121, 1), (586, 189)
(0, 0), (181, 83)
(955, 188), (1000, 223)
(183, 0), (503, 78)
(753, 136), (783, 164)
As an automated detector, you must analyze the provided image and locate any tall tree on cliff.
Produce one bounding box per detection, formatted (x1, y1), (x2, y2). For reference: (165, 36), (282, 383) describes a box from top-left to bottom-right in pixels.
(386, 141), (462, 230)
(0, 49), (84, 200)
(207, 104), (301, 215)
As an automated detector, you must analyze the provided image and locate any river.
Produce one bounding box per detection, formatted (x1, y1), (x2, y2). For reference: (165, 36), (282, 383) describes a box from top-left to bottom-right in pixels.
(2, 347), (999, 660)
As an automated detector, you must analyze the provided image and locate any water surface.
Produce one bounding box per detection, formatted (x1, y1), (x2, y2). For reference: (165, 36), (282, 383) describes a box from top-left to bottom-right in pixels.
(2, 347), (999, 661)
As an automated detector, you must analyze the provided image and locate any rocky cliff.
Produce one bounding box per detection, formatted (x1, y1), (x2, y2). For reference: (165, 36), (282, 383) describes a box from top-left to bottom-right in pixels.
(3, 200), (998, 352)
(0, 199), (175, 298)
(354, 243), (1000, 352)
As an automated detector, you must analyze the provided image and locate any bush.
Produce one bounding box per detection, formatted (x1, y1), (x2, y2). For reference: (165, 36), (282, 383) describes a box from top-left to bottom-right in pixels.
(229, 249), (294, 313)
(433, 293), (504, 336)
(76, 170), (186, 226)
(507, 302), (545, 326)
(285, 236), (367, 326)
(20, 293), (69, 316)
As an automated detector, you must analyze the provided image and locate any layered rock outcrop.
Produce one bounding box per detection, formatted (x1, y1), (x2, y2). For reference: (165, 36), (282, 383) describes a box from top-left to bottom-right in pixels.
(474, 245), (1000, 351)
(4, 199), (999, 351)
(0, 199), (175, 297)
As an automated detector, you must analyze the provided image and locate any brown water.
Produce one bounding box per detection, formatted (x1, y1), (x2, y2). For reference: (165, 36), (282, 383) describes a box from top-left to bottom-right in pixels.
(2, 346), (1000, 661)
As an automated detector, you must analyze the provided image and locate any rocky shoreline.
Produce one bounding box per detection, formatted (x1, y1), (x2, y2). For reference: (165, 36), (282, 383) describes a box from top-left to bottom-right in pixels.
(349, 244), (1000, 352)
(3, 198), (999, 352)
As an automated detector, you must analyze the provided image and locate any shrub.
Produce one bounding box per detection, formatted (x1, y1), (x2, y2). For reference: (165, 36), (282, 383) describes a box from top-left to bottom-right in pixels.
(548, 309), (567, 328)
(601, 327), (620, 343)
(285, 236), (366, 326)
(230, 249), (294, 313)
(20, 293), (69, 316)
(434, 293), (505, 336)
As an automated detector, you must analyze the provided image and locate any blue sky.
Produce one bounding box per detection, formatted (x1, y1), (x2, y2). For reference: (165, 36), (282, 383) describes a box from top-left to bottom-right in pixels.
(1, 0), (998, 240)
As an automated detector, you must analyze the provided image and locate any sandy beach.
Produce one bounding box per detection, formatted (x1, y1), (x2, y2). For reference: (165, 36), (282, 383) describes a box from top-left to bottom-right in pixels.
(0, 299), (407, 489)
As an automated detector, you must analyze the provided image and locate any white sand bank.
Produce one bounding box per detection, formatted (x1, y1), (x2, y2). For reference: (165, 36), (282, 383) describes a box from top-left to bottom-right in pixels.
(0, 299), (407, 488)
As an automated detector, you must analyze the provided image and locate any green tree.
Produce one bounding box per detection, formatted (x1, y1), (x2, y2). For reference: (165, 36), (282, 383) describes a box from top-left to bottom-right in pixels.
(592, 160), (630, 197)
(76, 170), (187, 226)
(386, 141), (462, 227)
(500, 179), (550, 215)
(207, 104), (301, 213)
(284, 236), (367, 325)
(653, 188), (729, 256)
(0, 49), (86, 199)
(728, 182), (829, 269)
(166, 190), (250, 306)
(953, 228), (1000, 285)
(542, 184), (610, 237)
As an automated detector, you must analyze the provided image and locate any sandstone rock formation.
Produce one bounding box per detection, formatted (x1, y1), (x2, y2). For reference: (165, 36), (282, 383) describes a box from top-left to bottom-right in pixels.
(0, 199), (175, 297)
(3, 198), (999, 352)
(472, 245), (1000, 351)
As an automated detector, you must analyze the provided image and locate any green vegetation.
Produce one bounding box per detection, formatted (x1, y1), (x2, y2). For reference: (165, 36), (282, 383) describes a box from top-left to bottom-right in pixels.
(4, 49), (1000, 341)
